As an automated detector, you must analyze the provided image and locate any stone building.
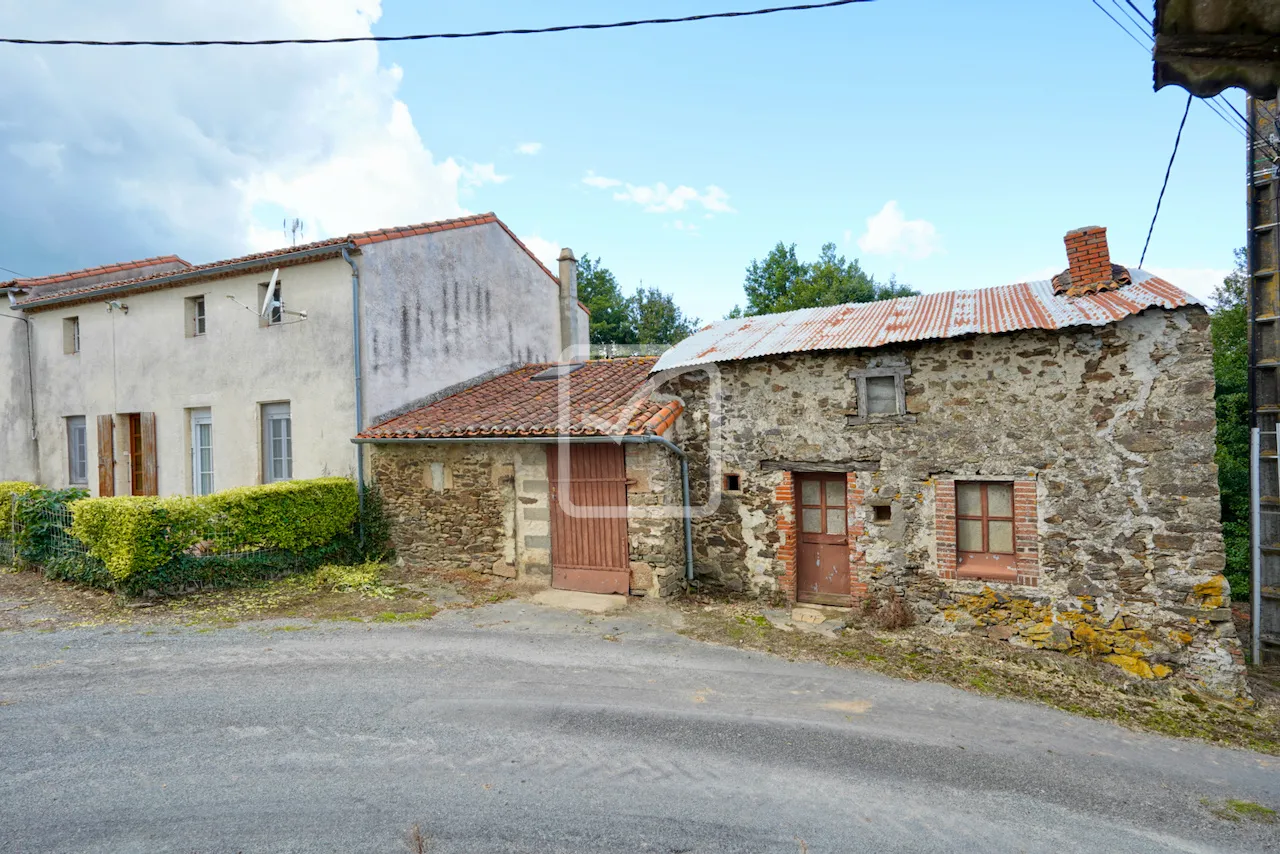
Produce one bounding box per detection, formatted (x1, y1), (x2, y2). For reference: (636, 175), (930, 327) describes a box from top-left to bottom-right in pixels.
(357, 357), (688, 597)
(654, 227), (1245, 694)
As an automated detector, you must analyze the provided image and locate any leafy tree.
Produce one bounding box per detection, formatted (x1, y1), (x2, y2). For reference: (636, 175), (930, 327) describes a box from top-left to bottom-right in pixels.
(574, 254), (699, 347)
(737, 241), (918, 316)
(630, 285), (699, 345)
(1211, 249), (1250, 599)
(576, 254), (634, 345)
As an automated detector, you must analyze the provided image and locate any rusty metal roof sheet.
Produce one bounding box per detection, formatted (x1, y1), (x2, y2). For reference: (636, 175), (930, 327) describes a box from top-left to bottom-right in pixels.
(652, 269), (1198, 373)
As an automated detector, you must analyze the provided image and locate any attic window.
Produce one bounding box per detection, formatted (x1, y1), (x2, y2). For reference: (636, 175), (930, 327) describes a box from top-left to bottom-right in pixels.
(531, 363), (585, 381)
(847, 365), (911, 425)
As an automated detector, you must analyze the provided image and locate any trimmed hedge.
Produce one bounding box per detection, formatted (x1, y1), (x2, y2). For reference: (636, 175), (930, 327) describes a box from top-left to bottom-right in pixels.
(1, 481), (39, 533)
(67, 477), (361, 594)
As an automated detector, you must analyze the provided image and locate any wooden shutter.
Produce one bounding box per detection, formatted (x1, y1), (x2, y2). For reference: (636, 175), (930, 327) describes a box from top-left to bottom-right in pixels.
(96, 415), (115, 497)
(139, 412), (159, 496)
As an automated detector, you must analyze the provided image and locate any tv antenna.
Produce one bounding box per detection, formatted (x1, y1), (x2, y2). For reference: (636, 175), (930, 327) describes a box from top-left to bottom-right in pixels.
(283, 218), (305, 246)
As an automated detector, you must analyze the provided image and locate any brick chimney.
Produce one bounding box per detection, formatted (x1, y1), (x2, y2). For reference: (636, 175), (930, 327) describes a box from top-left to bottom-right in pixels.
(1053, 226), (1129, 296)
(557, 247), (579, 360)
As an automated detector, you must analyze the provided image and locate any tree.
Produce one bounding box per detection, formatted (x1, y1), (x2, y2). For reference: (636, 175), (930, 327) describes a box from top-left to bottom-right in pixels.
(574, 254), (699, 347)
(736, 241), (918, 317)
(629, 286), (699, 345)
(1211, 248), (1250, 599)
(576, 254), (634, 345)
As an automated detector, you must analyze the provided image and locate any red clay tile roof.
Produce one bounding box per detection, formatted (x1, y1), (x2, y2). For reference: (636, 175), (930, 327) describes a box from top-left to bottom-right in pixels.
(2, 255), (190, 289)
(359, 357), (682, 440)
(13, 213), (565, 311)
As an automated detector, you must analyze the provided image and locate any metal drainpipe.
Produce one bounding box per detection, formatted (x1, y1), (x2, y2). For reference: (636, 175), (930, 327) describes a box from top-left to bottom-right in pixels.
(0, 299), (40, 481)
(351, 434), (696, 583)
(341, 246), (366, 543)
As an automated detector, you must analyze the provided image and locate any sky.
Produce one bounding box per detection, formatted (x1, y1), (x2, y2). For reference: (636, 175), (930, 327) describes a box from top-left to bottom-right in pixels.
(0, 0), (1250, 323)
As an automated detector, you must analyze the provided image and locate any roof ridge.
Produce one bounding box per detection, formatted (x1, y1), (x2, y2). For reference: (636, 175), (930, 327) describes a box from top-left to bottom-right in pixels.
(4, 254), (191, 288)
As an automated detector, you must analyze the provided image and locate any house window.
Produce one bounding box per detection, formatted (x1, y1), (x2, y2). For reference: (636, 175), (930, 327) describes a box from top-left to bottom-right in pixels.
(956, 481), (1016, 579)
(259, 280), (283, 326)
(262, 402), (292, 482)
(66, 416), (87, 484)
(190, 408), (214, 495)
(64, 317), (80, 354)
(723, 473), (742, 492)
(872, 504), (892, 524)
(186, 296), (206, 337)
(847, 366), (909, 423)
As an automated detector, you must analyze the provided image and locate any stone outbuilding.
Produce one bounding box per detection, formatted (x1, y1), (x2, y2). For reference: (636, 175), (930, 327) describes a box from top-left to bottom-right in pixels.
(653, 227), (1245, 694)
(356, 357), (689, 597)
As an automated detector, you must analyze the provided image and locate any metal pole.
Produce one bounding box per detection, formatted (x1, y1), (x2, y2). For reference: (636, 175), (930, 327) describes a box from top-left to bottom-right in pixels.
(1251, 427), (1262, 666)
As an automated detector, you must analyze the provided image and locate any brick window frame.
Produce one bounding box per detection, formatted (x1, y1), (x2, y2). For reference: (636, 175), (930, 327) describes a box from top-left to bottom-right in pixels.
(935, 478), (1039, 586)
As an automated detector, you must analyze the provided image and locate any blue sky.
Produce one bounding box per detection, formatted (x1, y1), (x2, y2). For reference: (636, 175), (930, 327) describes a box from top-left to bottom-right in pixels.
(1, 1), (1247, 321)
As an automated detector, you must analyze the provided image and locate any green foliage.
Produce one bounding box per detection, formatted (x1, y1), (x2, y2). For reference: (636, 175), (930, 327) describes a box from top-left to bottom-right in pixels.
(313, 560), (395, 599)
(1211, 249), (1250, 599)
(62, 477), (360, 594)
(575, 254), (700, 346)
(0, 481), (38, 533)
(357, 481), (393, 563)
(735, 241), (918, 317)
(12, 487), (88, 566)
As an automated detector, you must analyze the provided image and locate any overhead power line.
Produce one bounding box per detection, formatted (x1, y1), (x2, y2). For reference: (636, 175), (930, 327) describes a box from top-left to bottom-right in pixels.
(1139, 93), (1192, 268)
(0, 0), (872, 47)
(0, 265), (27, 279)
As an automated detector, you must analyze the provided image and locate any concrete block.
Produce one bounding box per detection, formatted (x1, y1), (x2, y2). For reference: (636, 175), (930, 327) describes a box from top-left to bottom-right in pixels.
(532, 590), (627, 613)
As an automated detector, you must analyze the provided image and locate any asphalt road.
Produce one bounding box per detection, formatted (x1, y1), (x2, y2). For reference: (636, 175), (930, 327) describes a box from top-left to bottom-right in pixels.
(2, 600), (1277, 854)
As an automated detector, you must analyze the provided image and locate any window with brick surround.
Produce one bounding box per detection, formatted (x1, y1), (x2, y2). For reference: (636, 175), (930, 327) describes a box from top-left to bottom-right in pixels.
(935, 478), (1039, 585)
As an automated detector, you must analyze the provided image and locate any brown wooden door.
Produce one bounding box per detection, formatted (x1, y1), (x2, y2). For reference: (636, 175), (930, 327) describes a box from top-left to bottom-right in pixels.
(796, 473), (851, 605)
(96, 415), (115, 497)
(547, 443), (630, 594)
(127, 413), (159, 496)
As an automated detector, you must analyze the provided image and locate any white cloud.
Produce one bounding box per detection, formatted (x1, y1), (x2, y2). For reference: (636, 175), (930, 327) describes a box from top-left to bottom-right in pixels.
(519, 235), (561, 271)
(856, 201), (941, 260)
(583, 172), (735, 214)
(1146, 266), (1229, 304)
(583, 171), (622, 189)
(515, 142), (543, 156)
(0, 0), (495, 270)
(672, 219), (700, 236)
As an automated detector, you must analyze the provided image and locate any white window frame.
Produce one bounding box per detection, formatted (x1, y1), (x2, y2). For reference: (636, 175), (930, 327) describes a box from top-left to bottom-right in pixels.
(190, 408), (214, 495)
(67, 415), (87, 484)
(262, 402), (292, 483)
(187, 295), (206, 337)
(846, 365), (912, 425)
(64, 317), (80, 354)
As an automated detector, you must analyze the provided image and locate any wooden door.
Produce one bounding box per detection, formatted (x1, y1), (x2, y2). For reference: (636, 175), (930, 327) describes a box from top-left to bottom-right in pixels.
(96, 415), (115, 497)
(796, 473), (851, 605)
(127, 413), (158, 496)
(547, 443), (630, 594)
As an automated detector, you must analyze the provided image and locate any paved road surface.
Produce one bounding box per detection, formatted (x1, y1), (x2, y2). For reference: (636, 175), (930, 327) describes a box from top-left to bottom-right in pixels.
(2, 600), (1277, 853)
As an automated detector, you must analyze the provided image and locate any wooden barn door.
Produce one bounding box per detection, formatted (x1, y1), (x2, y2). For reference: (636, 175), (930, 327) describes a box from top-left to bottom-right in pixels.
(547, 443), (630, 594)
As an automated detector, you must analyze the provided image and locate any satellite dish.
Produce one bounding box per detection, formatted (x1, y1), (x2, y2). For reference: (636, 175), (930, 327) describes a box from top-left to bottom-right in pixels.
(260, 269), (280, 318)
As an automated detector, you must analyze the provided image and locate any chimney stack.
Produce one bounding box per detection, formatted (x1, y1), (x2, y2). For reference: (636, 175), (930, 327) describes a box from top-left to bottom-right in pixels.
(1054, 226), (1127, 296)
(557, 247), (579, 361)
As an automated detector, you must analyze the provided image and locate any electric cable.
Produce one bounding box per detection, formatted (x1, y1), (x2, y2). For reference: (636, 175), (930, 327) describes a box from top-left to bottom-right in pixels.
(1139, 92), (1192, 268)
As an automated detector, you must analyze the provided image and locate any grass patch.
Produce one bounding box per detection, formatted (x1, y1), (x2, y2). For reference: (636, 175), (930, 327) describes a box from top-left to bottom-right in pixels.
(1202, 798), (1277, 824)
(675, 597), (1280, 756)
(371, 608), (438, 623)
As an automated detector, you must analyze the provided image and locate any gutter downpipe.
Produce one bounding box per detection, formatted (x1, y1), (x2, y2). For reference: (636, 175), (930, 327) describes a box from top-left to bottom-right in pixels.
(1, 291), (39, 481)
(341, 246), (366, 545)
(352, 434), (695, 584)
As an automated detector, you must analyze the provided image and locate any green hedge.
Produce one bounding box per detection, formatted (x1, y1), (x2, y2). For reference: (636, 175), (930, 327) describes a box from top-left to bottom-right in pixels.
(67, 477), (361, 594)
(0, 481), (39, 533)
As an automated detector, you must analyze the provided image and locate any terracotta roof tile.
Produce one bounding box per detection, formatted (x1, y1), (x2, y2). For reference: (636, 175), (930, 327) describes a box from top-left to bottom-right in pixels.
(14, 213), (562, 311)
(359, 357), (681, 440)
(2, 255), (190, 289)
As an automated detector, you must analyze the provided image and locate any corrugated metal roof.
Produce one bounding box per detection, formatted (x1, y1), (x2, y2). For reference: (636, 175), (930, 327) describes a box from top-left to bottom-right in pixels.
(653, 269), (1198, 373)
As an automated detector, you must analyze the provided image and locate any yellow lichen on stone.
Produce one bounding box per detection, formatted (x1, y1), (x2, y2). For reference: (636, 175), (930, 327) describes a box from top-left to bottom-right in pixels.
(1104, 654), (1156, 679)
(1191, 575), (1228, 609)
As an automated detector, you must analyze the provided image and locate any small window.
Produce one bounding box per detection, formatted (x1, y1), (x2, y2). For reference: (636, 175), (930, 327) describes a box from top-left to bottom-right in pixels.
(262, 402), (293, 482)
(186, 296), (206, 337)
(865, 376), (898, 415)
(872, 504), (892, 524)
(190, 408), (214, 495)
(956, 481), (1016, 579)
(259, 280), (283, 326)
(723, 473), (742, 491)
(66, 416), (87, 484)
(63, 317), (80, 354)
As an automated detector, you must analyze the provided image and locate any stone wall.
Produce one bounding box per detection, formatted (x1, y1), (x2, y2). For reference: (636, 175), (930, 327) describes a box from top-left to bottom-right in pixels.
(664, 306), (1246, 694)
(624, 442), (686, 596)
(371, 442), (550, 580)
(372, 440), (687, 596)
